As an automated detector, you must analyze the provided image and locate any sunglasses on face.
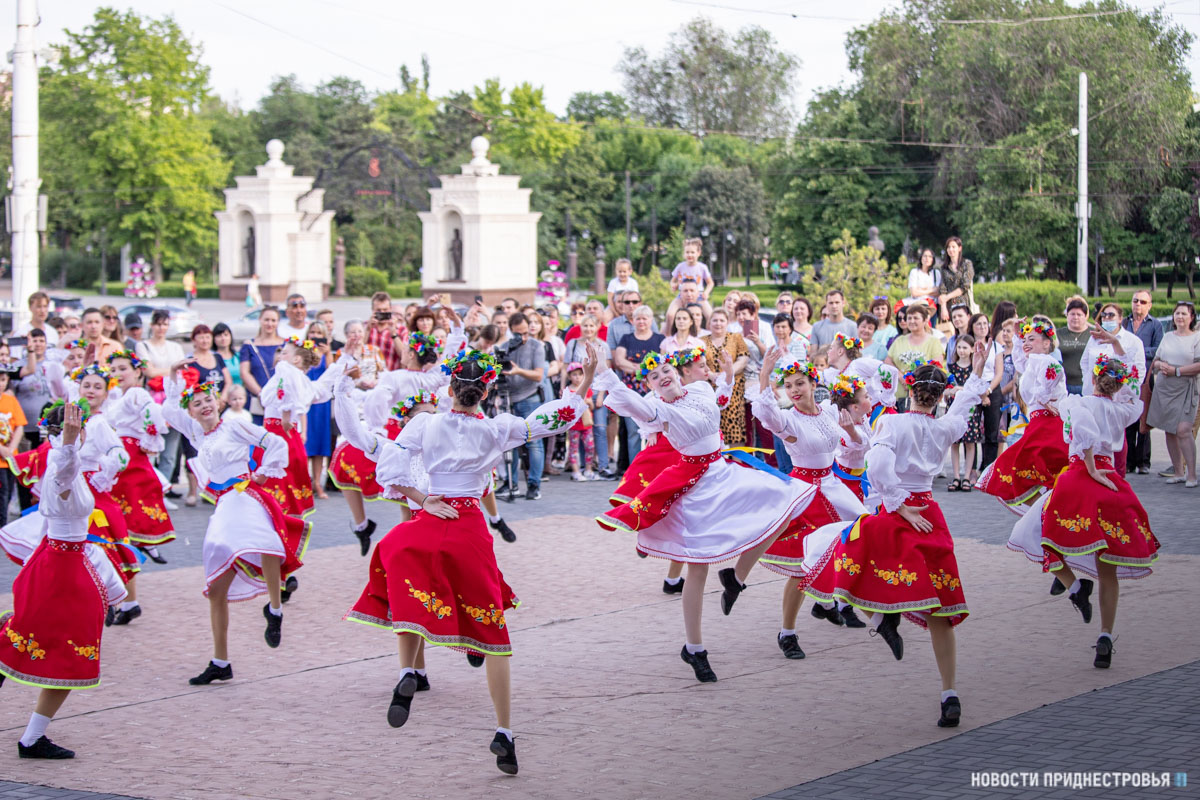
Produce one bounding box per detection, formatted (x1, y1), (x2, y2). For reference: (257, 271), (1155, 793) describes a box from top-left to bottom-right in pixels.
(1132, 298), (1150, 305)
(104, 315), (118, 321)
(289, 301), (306, 308)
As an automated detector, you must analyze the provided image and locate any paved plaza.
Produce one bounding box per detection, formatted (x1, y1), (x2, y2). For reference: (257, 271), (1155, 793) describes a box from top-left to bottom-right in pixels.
(0, 432), (1197, 799)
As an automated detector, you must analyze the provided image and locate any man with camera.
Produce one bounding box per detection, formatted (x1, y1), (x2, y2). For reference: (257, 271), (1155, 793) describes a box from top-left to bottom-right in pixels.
(365, 291), (408, 371)
(497, 313), (548, 500)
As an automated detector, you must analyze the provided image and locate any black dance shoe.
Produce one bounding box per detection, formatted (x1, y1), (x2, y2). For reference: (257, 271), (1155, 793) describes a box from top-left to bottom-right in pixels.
(1069, 579), (1094, 624)
(1093, 636), (1114, 669)
(490, 732), (519, 775)
(662, 578), (685, 595)
(138, 545), (168, 565)
(188, 661), (233, 685)
(1049, 576), (1066, 596)
(263, 604), (283, 648)
(717, 568), (745, 615)
(105, 606), (116, 627)
(467, 653), (485, 668)
(388, 674), (418, 728)
(112, 605), (142, 625)
(839, 606), (867, 628)
(414, 672), (430, 692)
(490, 517), (517, 543)
(811, 603), (845, 627)
(18, 736), (74, 759)
(777, 633), (806, 660)
(279, 575), (299, 604)
(355, 519), (377, 557)
(680, 645), (718, 682)
(937, 696), (962, 728)
(636, 549), (648, 559)
(872, 613), (904, 660)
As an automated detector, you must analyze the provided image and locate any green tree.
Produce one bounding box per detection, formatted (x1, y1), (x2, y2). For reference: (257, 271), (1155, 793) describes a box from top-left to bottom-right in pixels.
(351, 230), (376, 269)
(618, 16), (800, 138)
(1149, 185), (1199, 297)
(472, 79), (582, 163)
(566, 91), (630, 122)
(798, 230), (909, 315)
(686, 165), (767, 279)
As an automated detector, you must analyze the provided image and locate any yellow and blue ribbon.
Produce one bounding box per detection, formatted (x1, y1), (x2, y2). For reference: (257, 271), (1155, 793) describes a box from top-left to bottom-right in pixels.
(840, 514), (867, 543)
(722, 447), (792, 482)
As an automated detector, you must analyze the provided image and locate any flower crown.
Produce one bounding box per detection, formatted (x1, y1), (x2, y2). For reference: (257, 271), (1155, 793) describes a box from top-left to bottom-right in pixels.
(772, 360), (821, 385)
(71, 362), (118, 390)
(1020, 319), (1056, 341)
(106, 349), (144, 370)
(668, 346), (706, 369)
(441, 350), (501, 385)
(829, 374), (866, 402)
(393, 390), (439, 418)
(638, 351), (667, 379)
(903, 358), (955, 387)
(286, 337), (317, 351)
(1093, 353), (1136, 386)
(39, 398), (91, 428)
(407, 332), (439, 356)
(834, 333), (863, 351)
(180, 380), (219, 409)
(64, 338), (87, 351)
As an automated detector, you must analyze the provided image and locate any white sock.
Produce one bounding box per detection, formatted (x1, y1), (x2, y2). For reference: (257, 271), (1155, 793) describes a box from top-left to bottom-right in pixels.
(496, 726), (514, 742)
(1099, 632), (1113, 641)
(685, 642), (705, 654)
(268, 605), (282, 617)
(940, 689), (958, 702)
(822, 601), (836, 610)
(399, 667), (416, 680)
(415, 669), (427, 677)
(119, 601), (139, 611)
(778, 628), (796, 638)
(1068, 579), (1082, 595)
(871, 613), (885, 629)
(353, 519), (370, 533)
(664, 576), (683, 586)
(487, 512), (502, 524)
(19, 712), (51, 747)
(836, 601), (849, 611)
(211, 658), (230, 668)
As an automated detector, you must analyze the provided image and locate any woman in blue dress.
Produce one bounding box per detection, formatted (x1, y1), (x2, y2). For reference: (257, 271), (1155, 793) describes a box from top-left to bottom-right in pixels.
(304, 321), (333, 500)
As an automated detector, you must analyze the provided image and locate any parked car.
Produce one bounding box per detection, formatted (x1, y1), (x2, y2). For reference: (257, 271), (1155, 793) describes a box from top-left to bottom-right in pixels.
(48, 294), (84, 316)
(229, 306), (316, 342)
(117, 302), (203, 341)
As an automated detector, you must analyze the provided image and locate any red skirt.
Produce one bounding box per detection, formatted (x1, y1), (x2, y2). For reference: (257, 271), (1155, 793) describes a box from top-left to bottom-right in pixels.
(977, 410), (1069, 510)
(598, 451), (720, 532)
(9, 441), (50, 491)
(761, 467), (844, 578)
(85, 476), (140, 582)
(836, 464), (866, 503)
(610, 436), (681, 506)
(206, 480), (309, 593)
(1040, 456), (1159, 575)
(344, 498), (519, 655)
(328, 418), (403, 500)
(111, 438), (175, 545)
(802, 492), (969, 628)
(259, 419), (315, 518)
(0, 538), (106, 689)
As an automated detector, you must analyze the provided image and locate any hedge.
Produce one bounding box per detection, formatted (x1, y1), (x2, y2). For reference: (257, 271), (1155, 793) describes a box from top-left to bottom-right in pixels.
(344, 266), (388, 297)
(88, 280), (221, 299)
(386, 280), (423, 299)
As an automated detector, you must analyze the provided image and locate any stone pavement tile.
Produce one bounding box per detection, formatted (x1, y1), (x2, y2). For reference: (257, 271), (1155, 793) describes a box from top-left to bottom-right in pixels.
(0, 788), (142, 800)
(0, 511), (1197, 800)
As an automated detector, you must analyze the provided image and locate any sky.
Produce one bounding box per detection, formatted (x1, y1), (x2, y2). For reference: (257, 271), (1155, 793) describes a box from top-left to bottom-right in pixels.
(4, 0), (1200, 119)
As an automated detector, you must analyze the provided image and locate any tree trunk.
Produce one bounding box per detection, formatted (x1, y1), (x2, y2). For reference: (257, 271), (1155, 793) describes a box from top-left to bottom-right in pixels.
(1167, 265), (1176, 299)
(1187, 262), (1196, 299)
(1105, 269), (1114, 296)
(153, 235), (164, 284)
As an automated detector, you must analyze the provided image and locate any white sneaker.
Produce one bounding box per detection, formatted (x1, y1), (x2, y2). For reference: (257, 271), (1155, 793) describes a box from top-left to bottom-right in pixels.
(163, 498), (179, 510)
(570, 472), (589, 482)
(1187, 480), (1198, 489)
(1165, 476), (1186, 485)
(583, 470), (599, 481)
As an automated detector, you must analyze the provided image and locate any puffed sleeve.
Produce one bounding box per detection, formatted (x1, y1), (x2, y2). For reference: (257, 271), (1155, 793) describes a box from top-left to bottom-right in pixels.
(84, 419), (130, 494)
(443, 324), (468, 358)
(45, 442), (80, 497)
(931, 374), (989, 446)
(374, 413), (431, 493)
(1058, 396), (1103, 458)
(225, 418), (289, 479)
(162, 375), (205, 448)
(713, 372), (734, 409)
(1010, 340), (1029, 375)
(1020, 354), (1067, 410)
(332, 375), (386, 463)
(270, 362), (315, 415)
(45, 361), (69, 400)
(866, 418), (906, 513)
(363, 369), (449, 432)
(310, 358), (348, 404)
(837, 422), (871, 462)
(493, 390), (588, 452)
(750, 387), (791, 437)
(123, 387), (167, 453)
(596, 369), (659, 424)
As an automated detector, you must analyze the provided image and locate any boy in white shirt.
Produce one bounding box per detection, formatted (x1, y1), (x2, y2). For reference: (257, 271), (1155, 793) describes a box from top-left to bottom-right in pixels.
(606, 258), (639, 315)
(667, 238), (715, 322)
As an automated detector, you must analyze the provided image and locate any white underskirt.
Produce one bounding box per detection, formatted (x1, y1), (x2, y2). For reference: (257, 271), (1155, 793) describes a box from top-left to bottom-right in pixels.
(0, 512), (128, 606)
(204, 490), (286, 603)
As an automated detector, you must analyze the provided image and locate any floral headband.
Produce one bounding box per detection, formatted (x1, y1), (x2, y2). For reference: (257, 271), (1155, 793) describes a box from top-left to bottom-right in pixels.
(1020, 319), (1056, 340)
(829, 374), (865, 402)
(71, 362), (118, 390)
(393, 390), (439, 418)
(39, 398), (91, 428)
(668, 346), (706, 369)
(638, 351), (667, 379)
(64, 338), (87, 351)
(286, 337), (317, 351)
(1093, 353), (1135, 386)
(180, 380), (219, 409)
(772, 360), (821, 385)
(106, 349), (144, 370)
(834, 333), (863, 351)
(408, 332), (439, 356)
(903, 358), (955, 387)
(441, 350), (501, 385)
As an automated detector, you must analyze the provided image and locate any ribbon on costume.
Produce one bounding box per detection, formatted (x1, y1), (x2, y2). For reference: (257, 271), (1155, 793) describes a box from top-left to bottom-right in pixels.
(831, 462), (871, 498)
(868, 404), (888, 430)
(85, 533), (147, 563)
(1000, 402), (1029, 438)
(206, 475), (251, 494)
(840, 514), (867, 543)
(21, 503), (39, 517)
(721, 447), (792, 482)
